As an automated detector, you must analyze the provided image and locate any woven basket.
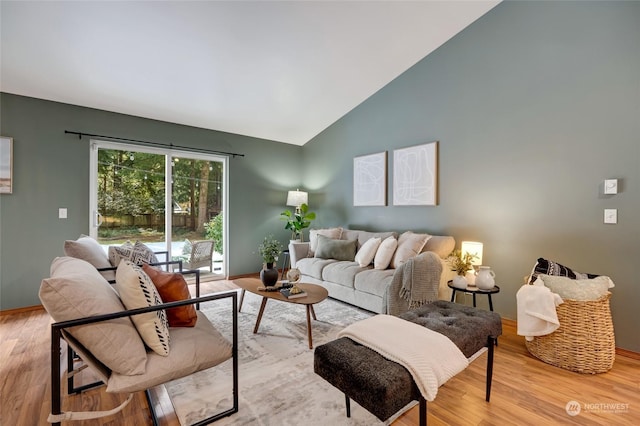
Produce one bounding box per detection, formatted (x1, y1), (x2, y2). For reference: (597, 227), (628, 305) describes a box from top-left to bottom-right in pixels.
(525, 292), (615, 374)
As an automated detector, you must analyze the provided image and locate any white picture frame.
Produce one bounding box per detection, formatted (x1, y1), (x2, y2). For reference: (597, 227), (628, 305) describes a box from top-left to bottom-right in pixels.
(353, 151), (387, 206)
(393, 141), (438, 206)
(0, 136), (13, 194)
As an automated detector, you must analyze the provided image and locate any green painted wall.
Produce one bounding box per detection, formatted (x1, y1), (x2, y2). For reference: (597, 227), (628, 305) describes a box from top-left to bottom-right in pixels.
(1, 1), (638, 352)
(303, 1), (640, 351)
(0, 93), (302, 310)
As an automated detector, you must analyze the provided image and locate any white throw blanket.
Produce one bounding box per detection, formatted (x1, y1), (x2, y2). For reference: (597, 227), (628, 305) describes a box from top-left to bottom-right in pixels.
(337, 314), (468, 402)
(516, 280), (564, 341)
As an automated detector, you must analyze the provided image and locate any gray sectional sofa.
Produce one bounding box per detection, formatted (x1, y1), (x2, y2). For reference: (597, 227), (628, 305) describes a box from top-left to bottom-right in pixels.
(289, 228), (456, 314)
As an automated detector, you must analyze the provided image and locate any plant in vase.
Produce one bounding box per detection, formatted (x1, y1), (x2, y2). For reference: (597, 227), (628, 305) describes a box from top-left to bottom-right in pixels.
(258, 235), (283, 286)
(279, 203), (316, 242)
(447, 249), (479, 289)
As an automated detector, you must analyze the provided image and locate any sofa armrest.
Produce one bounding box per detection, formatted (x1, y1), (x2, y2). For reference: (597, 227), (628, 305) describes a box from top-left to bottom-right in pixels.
(439, 258), (457, 300)
(288, 242), (310, 268)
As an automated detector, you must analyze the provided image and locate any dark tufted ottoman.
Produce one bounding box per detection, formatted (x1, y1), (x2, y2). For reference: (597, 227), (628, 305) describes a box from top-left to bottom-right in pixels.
(314, 301), (502, 425)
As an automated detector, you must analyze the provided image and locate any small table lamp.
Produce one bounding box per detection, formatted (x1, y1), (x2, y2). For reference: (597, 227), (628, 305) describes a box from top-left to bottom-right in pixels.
(286, 189), (308, 214)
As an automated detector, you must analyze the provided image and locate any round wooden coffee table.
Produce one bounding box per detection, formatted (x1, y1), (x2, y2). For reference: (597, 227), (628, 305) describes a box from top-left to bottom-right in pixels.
(233, 277), (329, 349)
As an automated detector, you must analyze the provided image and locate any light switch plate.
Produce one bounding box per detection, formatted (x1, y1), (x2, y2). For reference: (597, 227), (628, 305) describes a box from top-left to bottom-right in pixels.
(58, 208), (67, 219)
(604, 179), (618, 194)
(604, 209), (617, 224)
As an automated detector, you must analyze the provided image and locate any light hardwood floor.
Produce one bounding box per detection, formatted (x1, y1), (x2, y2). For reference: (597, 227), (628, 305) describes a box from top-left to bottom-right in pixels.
(1, 281), (639, 425)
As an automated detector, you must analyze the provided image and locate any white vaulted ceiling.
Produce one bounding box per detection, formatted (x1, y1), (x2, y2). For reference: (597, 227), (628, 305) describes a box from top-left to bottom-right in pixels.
(0, 1), (500, 145)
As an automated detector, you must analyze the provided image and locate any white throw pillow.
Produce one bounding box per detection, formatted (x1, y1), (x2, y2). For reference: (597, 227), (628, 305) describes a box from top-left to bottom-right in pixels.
(374, 236), (398, 270)
(116, 260), (171, 356)
(308, 227), (343, 256)
(390, 231), (431, 269)
(355, 237), (382, 267)
(538, 274), (613, 301)
(64, 235), (115, 282)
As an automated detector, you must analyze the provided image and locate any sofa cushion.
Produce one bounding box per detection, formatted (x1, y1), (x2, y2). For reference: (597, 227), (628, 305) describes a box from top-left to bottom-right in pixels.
(107, 311), (232, 393)
(421, 236), (456, 259)
(297, 257), (338, 281)
(116, 260), (171, 356)
(309, 227), (343, 256)
(109, 240), (159, 266)
(537, 274), (613, 301)
(354, 268), (396, 297)
(39, 257), (147, 375)
(321, 261), (370, 288)
(390, 231), (431, 269)
(315, 234), (357, 261)
(374, 236), (398, 270)
(142, 264), (197, 327)
(342, 229), (398, 250)
(354, 237), (382, 267)
(64, 235), (115, 282)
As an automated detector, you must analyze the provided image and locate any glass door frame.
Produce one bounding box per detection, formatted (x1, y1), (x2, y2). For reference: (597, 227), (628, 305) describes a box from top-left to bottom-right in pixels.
(89, 140), (229, 274)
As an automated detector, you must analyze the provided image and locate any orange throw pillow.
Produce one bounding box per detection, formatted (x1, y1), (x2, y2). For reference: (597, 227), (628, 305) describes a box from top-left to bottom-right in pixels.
(142, 264), (197, 327)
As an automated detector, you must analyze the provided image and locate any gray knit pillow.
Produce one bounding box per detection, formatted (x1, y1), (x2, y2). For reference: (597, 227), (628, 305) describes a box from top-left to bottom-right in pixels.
(314, 234), (357, 261)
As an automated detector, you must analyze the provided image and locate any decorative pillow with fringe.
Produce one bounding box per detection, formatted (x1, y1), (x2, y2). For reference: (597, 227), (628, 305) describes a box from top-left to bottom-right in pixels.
(527, 257), (599, 284)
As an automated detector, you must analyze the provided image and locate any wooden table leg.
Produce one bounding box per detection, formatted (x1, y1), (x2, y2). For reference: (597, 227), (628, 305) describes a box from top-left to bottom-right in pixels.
(310, 303), (317, 321)
(238, 289), (246, 312)
(306, 305), (313, 349)
(254, 297), (268, 334)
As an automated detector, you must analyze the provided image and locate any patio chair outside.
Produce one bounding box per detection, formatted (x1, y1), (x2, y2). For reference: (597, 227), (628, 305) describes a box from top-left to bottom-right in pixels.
(184, 240), (215, 272)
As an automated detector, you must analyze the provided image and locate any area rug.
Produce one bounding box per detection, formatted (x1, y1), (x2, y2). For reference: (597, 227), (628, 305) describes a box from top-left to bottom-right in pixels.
(165, 289), (396, 425)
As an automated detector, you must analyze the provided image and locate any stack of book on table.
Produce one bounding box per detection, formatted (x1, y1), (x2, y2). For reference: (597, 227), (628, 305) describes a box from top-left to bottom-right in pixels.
(280, 287), (307, 299)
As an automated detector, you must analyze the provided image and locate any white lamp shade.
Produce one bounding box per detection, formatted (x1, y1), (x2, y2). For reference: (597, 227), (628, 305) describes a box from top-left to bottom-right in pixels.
(461, 241), (483, 266)
(286, 190), (308, 207)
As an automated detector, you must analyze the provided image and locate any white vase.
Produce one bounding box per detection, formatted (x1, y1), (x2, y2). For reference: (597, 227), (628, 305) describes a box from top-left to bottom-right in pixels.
(452, 275), (468, 289)
(465, 269), (476, 285)
(476, 266), (496, 290)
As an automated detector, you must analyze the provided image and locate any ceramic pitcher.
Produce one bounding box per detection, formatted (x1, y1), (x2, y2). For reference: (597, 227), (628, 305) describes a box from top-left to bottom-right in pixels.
(475, 266), (496, 290)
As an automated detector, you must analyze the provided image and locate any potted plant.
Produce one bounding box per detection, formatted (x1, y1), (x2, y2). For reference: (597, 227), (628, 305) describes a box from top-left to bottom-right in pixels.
(258, 235), (283, 286)
(279, 203), (316, 242)
(447, 249), (478, 289)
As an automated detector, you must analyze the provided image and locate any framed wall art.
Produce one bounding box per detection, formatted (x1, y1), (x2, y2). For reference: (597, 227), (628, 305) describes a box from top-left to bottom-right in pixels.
(393, 141), (438, 206)
(353, 151), (387, 206)
(0, 136), (12, 194)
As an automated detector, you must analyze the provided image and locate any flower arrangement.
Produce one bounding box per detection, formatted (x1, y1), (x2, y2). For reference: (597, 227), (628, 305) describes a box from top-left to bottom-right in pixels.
(448, 249), (479, 276)
(258, 235), (283, 265)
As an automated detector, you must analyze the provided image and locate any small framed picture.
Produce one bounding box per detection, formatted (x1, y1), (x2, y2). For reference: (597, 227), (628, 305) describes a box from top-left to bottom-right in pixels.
(0, 136), (13, 194)
(393, 141), (438, 206)
(353, 151), (387, 206)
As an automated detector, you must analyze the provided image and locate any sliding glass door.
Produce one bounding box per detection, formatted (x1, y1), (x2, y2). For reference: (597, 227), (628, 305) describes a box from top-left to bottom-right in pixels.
(90, 141), (227, 277)
(170, 154), (225, 274)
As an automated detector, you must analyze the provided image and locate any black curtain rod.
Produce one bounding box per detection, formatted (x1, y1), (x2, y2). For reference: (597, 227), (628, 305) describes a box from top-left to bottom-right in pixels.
(64, 130), (244, 158)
